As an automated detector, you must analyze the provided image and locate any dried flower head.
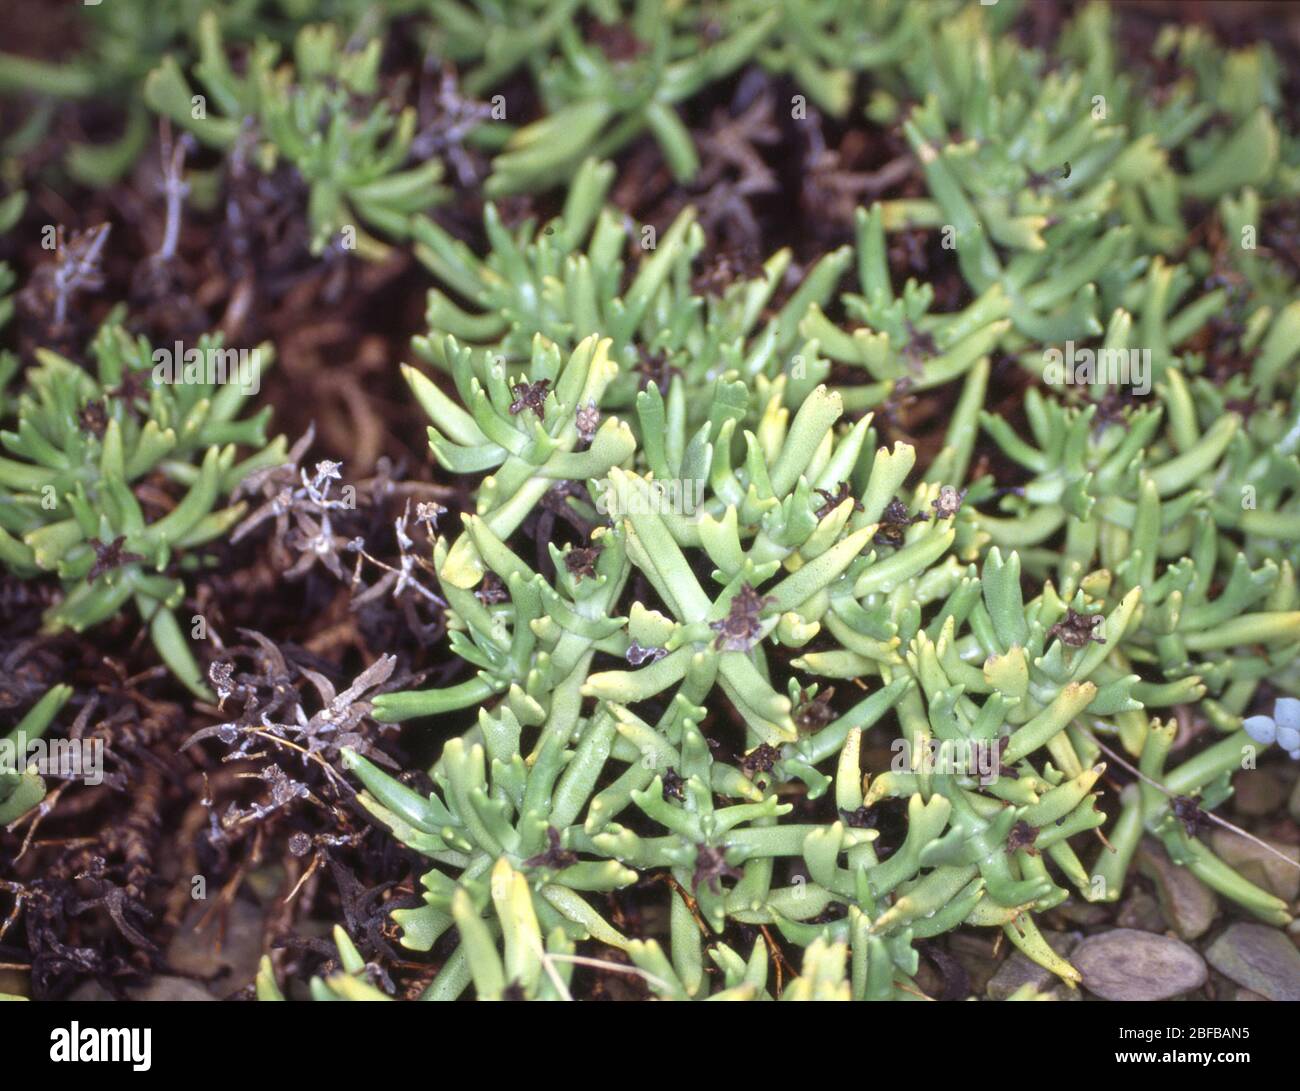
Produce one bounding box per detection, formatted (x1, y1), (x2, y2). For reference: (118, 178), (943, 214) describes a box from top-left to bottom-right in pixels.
(794, 686), (837, 732)
(741, 743), (780, 777)
(22, 222), (111, 334)
(814, 481), (864, 520)
(576, 399), (601, 443)
(564, 545), (602, 581)
(1047, 608), (1106, 648)
(692, 844), (743, 895)
(710, 583), (776, 652)
(874, 499), (929, 547)
(931, 485), (967, 519)
(1171, 795), (1208, 837)
(508, 378), (550, 418)
(87, 537), (145, 582)
(626, 640), (667, 666)
(523, 826), (579, 871)
(1005, 820), (1039, 856)
(661, 766), (685, 802)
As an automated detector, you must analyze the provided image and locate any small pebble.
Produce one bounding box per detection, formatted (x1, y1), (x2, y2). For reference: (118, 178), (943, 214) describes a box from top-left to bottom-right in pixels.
(1073, 928), (1207, 1001)
(1205, 923), (1300, 1002)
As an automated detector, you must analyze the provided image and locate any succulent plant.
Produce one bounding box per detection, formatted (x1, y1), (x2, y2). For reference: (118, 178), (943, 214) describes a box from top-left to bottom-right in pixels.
(241, 0), (1296, 1002)
(437, 0), (1015, 196)
(0, 315), (286, 697)
(0, 0), (426, 185)
(332, 314), (1292, 999)
(144, 13), (449, 258)
(5, 0), (1298, 1005)
(411, 160), (1010, 427)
